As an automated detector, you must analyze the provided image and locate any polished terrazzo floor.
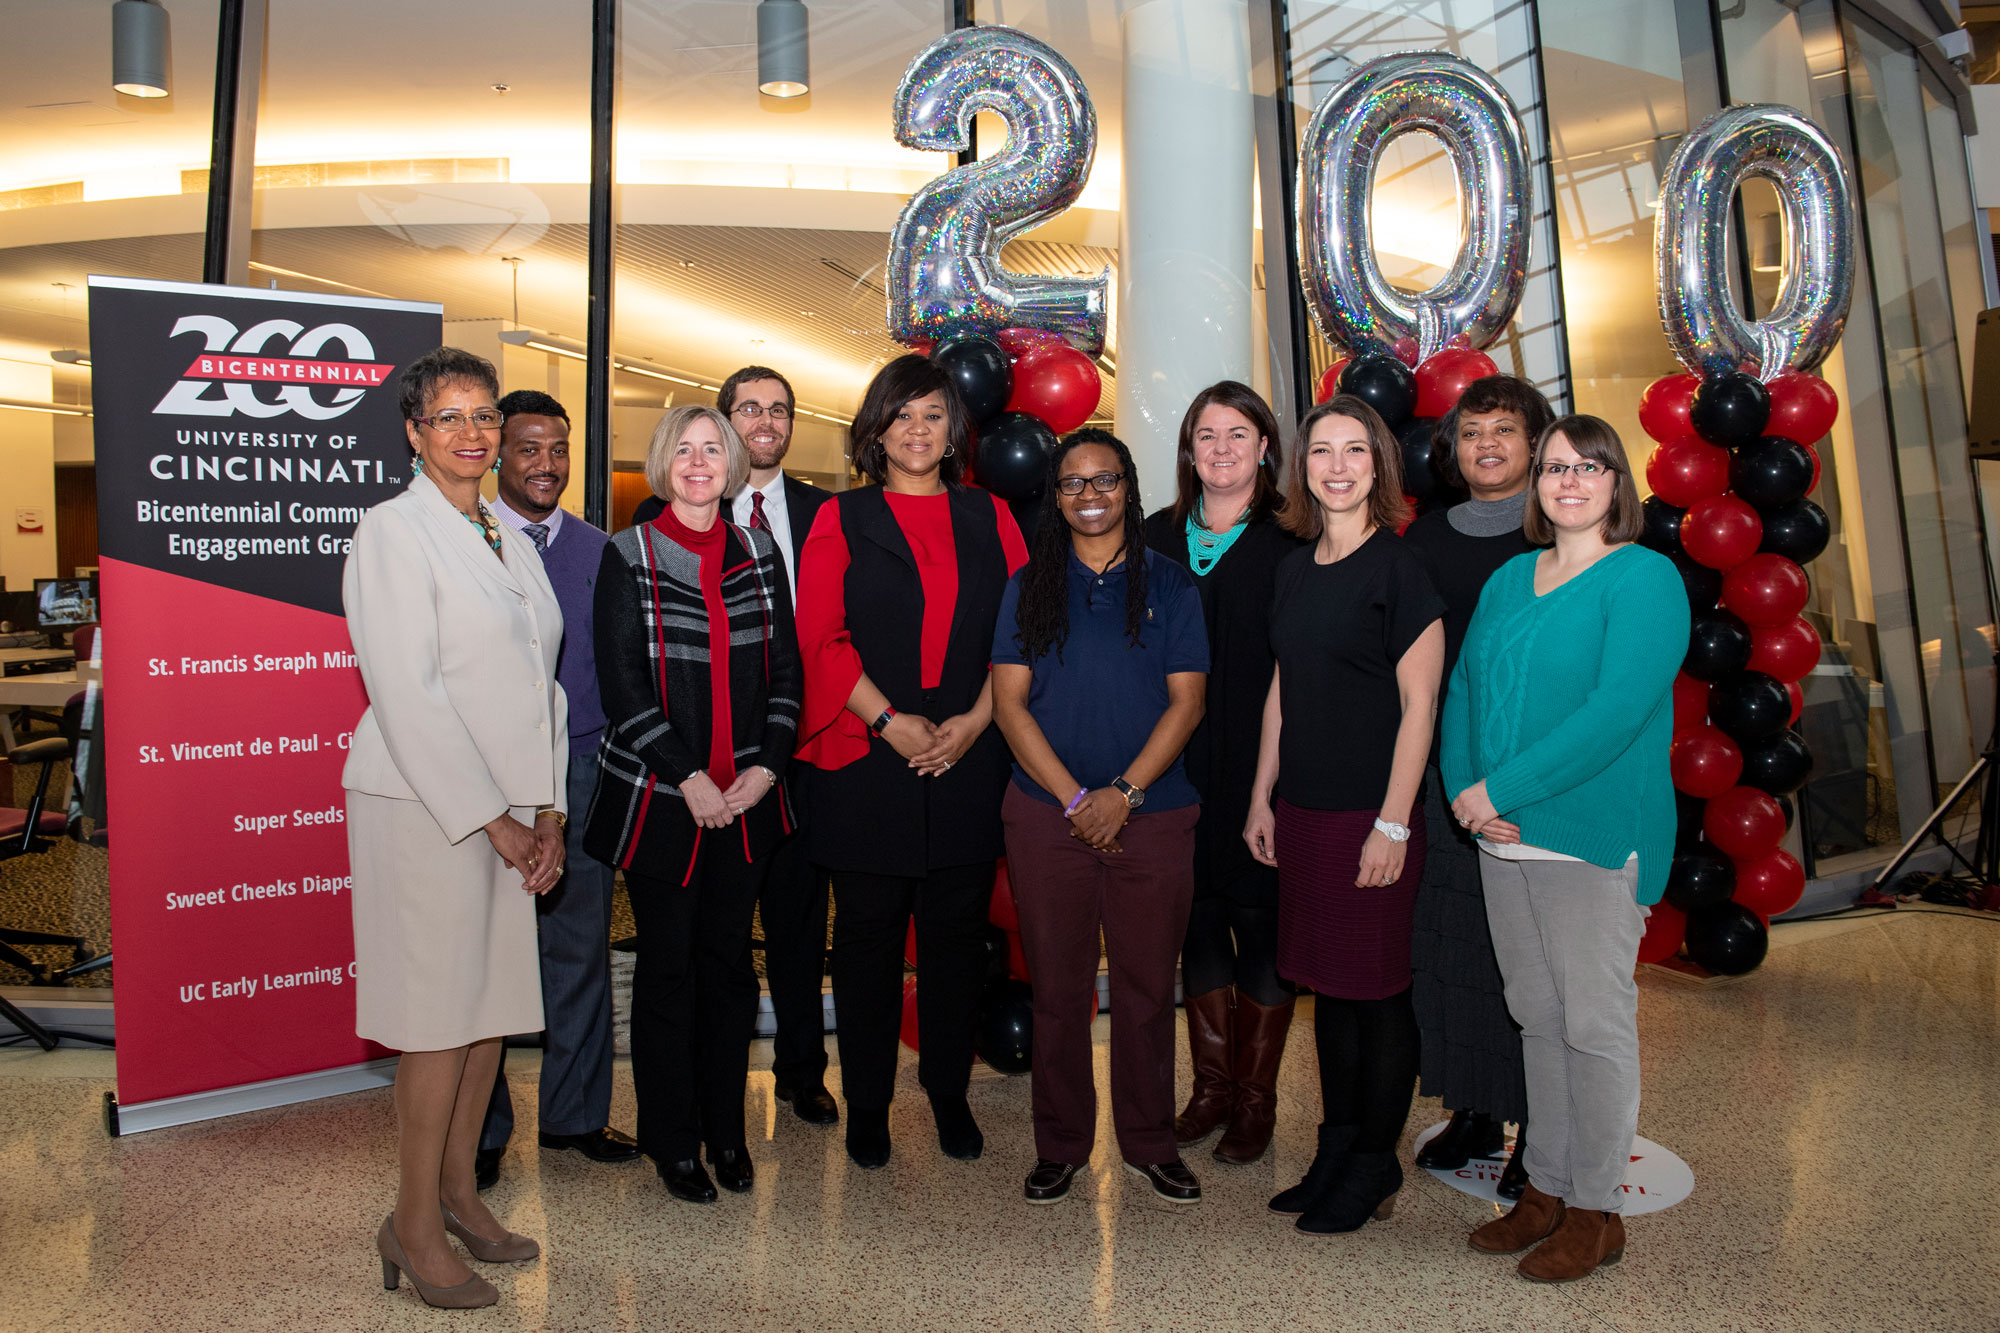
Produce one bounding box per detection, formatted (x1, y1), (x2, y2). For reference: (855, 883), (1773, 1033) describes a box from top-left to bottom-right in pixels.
(2, 908), (1995, 1332)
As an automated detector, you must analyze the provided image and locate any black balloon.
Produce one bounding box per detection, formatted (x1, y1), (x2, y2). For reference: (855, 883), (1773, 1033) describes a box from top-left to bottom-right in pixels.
(1758, 498), (1831, 565)
(1708, 669), (1791, 745)
(932, 334), (1013, 423)
(1775, 792), (1796, 833)
(974, 978), (1034, 1074)
(1672, 550), (1724, 611)
(1740, 730), (1814, 796)
(1338, 354), (1417, 429)
(974, 412), (1057, 502)
(1675, 792), (1709, 853)
(1683, 903), (1770, 975)
(1641, 497), (1687, 557)
(1689, 371), (1771, 447)
(1683, 610), (1753, 682)
(1665, 846), (1736, 912)
(1730, 436), (1815, 510)
(1395, 415), (1450, 508)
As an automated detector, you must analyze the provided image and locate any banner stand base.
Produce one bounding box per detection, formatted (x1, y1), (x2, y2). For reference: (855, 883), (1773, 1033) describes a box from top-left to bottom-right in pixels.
(106, 1056), (399, 1137)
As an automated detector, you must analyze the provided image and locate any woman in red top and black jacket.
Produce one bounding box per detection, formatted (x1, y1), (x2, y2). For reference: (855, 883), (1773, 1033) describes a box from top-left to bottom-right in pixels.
(584, 404), (800, 1206)
(795, 354), (1029, 1171)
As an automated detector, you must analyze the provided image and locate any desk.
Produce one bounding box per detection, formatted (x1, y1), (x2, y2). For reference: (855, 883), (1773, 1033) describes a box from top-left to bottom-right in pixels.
(0, 667), (94, 751)
(0, 646), (77, 675)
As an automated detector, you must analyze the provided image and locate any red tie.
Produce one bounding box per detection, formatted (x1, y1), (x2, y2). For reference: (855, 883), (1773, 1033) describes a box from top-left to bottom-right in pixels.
(750, 491), (770, 532)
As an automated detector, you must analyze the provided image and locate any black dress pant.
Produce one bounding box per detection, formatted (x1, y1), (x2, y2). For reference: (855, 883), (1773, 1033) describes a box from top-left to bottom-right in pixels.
(625, 844), (765, 1164)
(760, 825), (832, 1091)
(829, 861), (996, 1111)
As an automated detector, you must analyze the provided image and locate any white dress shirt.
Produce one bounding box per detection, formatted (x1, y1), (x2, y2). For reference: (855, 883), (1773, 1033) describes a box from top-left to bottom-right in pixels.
(489, 494), (566, 548)
(731, 474), (796, 601)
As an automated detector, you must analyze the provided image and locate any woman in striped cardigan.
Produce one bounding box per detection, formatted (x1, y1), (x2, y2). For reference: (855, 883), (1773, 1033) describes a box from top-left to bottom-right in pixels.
(582, 404), (801, 1206)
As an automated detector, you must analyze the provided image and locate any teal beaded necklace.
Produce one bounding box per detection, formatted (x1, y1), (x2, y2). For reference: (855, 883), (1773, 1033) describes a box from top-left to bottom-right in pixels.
(1185, 496), (1249, 577)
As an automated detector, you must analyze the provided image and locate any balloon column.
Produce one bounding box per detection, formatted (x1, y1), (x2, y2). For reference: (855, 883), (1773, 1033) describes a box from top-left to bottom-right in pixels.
(886, 27), (1107, 506)
(1645, 105), (1855, 975)
(1297, 53), (1530, 512)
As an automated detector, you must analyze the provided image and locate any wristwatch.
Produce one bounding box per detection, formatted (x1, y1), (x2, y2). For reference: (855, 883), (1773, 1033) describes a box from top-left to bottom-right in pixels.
(871, 706), (897, 733)
(1112, 776), (1146, 809)
(1373, 817), (1410, 843)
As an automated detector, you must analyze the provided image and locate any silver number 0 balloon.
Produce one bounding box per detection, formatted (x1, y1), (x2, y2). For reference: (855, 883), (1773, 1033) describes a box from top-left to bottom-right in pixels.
(1654, 104), (1855, 378)
(1297, 53), (1531, 362)
(886, 26), (1107, 354)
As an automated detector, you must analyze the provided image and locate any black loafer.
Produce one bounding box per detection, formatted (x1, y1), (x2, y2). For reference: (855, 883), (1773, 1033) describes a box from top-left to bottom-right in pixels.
(1496, 1126), (1530, 1200)
(1024, 1159), (1081, 1204)
(1125, 1158), (1202, 1204)
(474, 1146), (502, 1192)
(538, 1127), (642, 1163)
(660, 1158), (718, 1204)
(846, 1107), (891, 1170)
(712, 1147), (755, 1193)
(778, 1082), (840, 1126)
(1416, 1110), (1505, 1171)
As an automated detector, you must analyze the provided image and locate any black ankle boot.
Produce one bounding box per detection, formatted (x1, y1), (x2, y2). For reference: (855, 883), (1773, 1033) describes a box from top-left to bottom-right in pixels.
(1416, 1109), (1506, 1170)
(1269, 1123), (1356, 1215)
(1496, 1122), (1529, 1200)
(1296, 1150), (1402, 1235)
(928, 1093), (983, 1161)
(846, 1106), (891, 1170)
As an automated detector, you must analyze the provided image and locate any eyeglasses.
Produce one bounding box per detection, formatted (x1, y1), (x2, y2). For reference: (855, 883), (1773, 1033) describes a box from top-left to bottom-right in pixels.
(414, 409), (505, 433)
(1541, 460), (1606, 479)
(1056, 471), (1125, 495)
(732, 402), (792, 422)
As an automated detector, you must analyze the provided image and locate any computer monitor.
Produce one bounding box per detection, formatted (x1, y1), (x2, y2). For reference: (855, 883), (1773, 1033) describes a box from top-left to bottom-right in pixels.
(33, 578), (96, 628)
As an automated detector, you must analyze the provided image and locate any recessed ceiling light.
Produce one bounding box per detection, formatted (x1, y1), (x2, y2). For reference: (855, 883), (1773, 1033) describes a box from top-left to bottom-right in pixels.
(678, 259), (696, 269)
(491, 83), (510, 94)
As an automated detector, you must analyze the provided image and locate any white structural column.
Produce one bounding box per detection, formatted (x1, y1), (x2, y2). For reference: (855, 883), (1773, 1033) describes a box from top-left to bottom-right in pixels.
(1114, 0), (1257, 514)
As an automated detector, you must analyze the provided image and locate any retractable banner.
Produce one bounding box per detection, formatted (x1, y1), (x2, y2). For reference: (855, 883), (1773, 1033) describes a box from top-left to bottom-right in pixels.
(89, 277), (441, 1130)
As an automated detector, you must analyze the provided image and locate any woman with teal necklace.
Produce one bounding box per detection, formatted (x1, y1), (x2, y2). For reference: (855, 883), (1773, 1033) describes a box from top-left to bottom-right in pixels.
(1145, 380), (1304, 1167)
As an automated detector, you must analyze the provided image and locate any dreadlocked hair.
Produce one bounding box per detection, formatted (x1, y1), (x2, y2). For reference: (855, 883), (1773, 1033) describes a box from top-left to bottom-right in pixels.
(1012, 428), (1150, 664)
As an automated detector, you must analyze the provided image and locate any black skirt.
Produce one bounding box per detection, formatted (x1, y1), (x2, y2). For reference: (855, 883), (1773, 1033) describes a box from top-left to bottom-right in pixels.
(1410, 764), (1529, 1123)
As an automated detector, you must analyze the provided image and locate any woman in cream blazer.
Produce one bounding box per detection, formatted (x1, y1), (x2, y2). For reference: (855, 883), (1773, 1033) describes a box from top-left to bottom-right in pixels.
(342, 347), (567, 1310)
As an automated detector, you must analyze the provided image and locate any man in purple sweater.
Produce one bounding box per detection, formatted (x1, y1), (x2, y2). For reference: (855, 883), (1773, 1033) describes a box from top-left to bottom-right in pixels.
(475, 389), (640, 1187)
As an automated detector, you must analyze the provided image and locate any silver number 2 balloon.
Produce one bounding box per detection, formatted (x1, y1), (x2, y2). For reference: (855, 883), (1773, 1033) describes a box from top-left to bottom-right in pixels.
(1654, 104), (1855, 379)
(886, 26), (1107, 354)
(1297, 53), (1530, 363)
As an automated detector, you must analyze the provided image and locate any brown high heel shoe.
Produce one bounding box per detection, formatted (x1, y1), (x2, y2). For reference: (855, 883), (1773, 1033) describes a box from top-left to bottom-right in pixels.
(377, 1214), (499, 1308)
(441, 1203), (540, 1263)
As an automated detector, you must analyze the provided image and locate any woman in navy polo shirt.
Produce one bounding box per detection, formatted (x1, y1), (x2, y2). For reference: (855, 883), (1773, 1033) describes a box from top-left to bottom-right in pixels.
(992, 429), (1210, 1207)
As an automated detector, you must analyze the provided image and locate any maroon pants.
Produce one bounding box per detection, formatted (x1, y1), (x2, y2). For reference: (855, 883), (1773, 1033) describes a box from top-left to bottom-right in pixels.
(1002, 784), (1198, 1167)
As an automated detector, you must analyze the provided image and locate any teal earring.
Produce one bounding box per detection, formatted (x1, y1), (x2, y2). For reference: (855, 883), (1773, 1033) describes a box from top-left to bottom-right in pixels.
(410, 451), (424, 473)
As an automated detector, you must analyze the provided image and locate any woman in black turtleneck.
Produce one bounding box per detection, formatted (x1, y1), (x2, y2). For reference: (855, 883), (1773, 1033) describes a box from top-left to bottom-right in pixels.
(1399, 374), (1552, 1198)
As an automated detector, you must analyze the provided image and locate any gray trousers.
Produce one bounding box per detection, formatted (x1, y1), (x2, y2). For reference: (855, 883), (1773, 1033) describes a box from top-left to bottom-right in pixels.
(482, 758), (616, 1147)
(1477, 851), (1645, 1213)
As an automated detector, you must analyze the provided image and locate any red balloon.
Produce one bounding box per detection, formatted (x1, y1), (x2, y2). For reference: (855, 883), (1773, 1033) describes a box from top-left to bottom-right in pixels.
(1646, 435), (1732, 507)
(994, 326), (1066, 359)
(1765, 372), (1840, 445)
(988, 859), (1019, 931)
(1785, 680), (1804, 726)
(1721, 553), (1810, 627)
(1007, 930), (1032, 984)
(1390, 337), (1420, 366)
(1805, 444), (1821, 495)
(1704, 786), (1787, 860)
(1732, 849), (1805, 917)
(1748, 616), (1822, 683)
(1413, 347), (1500, 419)
(1638, 374), (1699, 444)
(1005, 344), (1101, 435)
(1638, 901), (1687, 964)
(900, 975), (920, 1051)
(1672, 725), (1744, 799)
(1681, 494), (1763, 569)
(1673, 673), (1713, 732)
(1316, 359), (1349, 404)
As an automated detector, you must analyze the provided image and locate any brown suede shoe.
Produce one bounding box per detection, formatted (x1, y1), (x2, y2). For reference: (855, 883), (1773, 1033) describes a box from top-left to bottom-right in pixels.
(1469, 1183), (1565, 1254)
(1174, 988), (1236, 1144)
(1518, 1207), (1625, 1282)
(1214, 993), (1294, 1164)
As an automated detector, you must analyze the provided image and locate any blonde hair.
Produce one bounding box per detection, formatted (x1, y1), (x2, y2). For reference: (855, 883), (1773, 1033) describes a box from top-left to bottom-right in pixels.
(644, 404), (751, 504)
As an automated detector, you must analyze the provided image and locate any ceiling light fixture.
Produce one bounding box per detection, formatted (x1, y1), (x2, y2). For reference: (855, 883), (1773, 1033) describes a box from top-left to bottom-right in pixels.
(112, 0), (172, 99)
(497, 327), (845, 422)
(757, 0), (810, 98)
(50, 350), (92, 367)
(0, 397), (91, 417)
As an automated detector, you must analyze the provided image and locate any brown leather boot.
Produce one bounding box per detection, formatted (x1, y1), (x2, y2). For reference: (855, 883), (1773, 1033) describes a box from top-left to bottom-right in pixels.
(1469, 1183), (1565, 1254)
(1518, 1207), (1625, 1282)
(1174, 988), (1236, 1144)
(1213, 993), (1294, 1164)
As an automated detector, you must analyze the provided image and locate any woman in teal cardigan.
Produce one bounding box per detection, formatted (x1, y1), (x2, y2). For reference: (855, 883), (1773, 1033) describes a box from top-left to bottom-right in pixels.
(1440, 414), (1687, 1284)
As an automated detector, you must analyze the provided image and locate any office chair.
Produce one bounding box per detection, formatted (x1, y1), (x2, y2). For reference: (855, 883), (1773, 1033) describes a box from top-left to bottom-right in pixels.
(1, 692), (105, 985)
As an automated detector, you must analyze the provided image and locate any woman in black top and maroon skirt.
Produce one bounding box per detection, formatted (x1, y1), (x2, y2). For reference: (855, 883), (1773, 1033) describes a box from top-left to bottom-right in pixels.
(1245, 395), (1445, 1235)
(794, 355), (1028, 1171)
(1143, 381), (1303, 1166)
